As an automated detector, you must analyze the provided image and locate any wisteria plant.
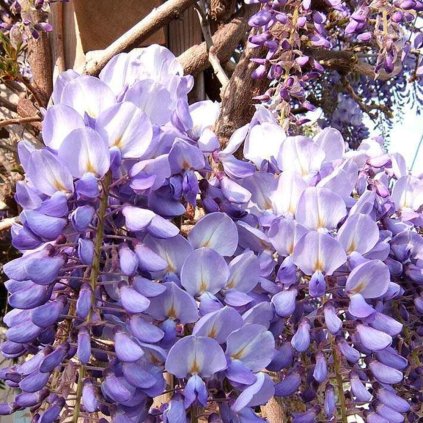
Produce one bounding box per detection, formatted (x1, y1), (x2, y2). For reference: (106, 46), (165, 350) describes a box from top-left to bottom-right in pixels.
(0, 41), (422, 423)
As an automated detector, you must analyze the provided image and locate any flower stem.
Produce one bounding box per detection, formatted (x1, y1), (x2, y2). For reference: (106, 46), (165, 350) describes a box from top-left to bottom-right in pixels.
(73, 171), (112, 423)
(73, 365), (86, 423)
(332, 339), (348, 423)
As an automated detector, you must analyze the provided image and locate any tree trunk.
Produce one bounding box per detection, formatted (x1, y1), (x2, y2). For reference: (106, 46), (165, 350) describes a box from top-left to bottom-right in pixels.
(215, 45), (268, 147)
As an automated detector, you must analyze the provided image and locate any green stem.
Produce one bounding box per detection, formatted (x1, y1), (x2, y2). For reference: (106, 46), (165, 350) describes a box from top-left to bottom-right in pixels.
(73, 365), (86, 423)
(332, 340), (348, 423)
(73, 171), (112, 423)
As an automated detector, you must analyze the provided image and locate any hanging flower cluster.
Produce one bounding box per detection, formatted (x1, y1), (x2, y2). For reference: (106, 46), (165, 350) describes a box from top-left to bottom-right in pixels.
(245, 0), (423, 137)
(0, 44), (422, 423)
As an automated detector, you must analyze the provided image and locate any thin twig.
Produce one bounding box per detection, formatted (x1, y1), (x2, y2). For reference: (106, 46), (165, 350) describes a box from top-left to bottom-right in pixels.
(17, 76), (44, 107)
(85, 0), (197, 76)
(0, 142), (17, 153)
(178, 4), (257, 76)
(0, 95), (18, 113)
(4, 80), (25, 94)
(195, 0), (229, 88)
(0, 115), (41, 128)
(0, 217), (18, 232)
(341, 76), (391, 119)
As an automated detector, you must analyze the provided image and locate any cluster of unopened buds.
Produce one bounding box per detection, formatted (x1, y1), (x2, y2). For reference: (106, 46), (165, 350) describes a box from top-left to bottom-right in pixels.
(0, 0), (67, 43)
(245, 0), (423, 130)
(0, 44), (422, 423)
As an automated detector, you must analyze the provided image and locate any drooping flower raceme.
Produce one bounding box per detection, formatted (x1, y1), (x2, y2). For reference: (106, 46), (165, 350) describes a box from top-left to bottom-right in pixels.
(0, 44), (422, 423)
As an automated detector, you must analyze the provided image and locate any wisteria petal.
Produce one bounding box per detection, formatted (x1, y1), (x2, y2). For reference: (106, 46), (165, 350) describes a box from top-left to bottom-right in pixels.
(296, 187), (346, 230)
(350, 372), (372, 402)
(369, 361), (403, 384)
(61, 75), (115, 118)
(231, 372), (275, 412)
(188, 212), (238, 256)
(129, 316), (164, 343)
(377, 389), (410, 413)
(356, 324), (392, 351)
(26, 149), (74, 196)
(165, 335), (227, 378)
(367, 312), (403, 336)
(115, 331), (144, 362)
(272, 289), (297, 317)
(144, 234), (193, 274)
(147, 215), (179, 239)
(24, 210), (67, 241)
(293, 231), (346, 275)
(147, 282), (198, 323)
(42, 104), (85, 150)
(32, 300), (63, 328)
(274, 372), (301, 397)
(193, 307), (243, 343)
(337, 213), (379, 255)
(272, 171), (307, 217)
(376, 404), (404, 423)
(349, 293), (375, 318)
(58, 127), (110, 178)
(181, 248), (229, 296)
(226, 324), (275, 371)
(124, 79), (173, 125)
(82, 379), (99, 412)
(324, 304), (342, 334)
(134, 244), (168, 272)
(77, 327), (91, 364)
(244, 122), (285, 168)
(184, 375), (208, 408)
(345, 260), (390, 298)
(314, 127), (345, 162)
(119, 285), (150, 314)
(122, 206), (155, 231)
(19, 370), (49, 393)
(96, 102), (153, 159)
(168, 139), (205, 173)
(277, 135), (325, 177)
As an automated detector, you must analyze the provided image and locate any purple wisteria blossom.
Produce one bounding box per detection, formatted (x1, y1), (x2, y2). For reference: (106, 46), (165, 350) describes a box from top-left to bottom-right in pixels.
(0, 43), (422, 423)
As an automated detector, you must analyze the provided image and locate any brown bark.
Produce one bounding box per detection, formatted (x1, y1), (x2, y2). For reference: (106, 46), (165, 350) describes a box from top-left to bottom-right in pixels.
(50, 1), (66, 74)
(16, 98), (42, 131)
(0, 116), (41, 128)
(27, 10), (53, 105)
(214, 45), (269, 147)
(211, 0), (237, 22)
(178, 5), (258, 77)
(85, 0), (197, 76)
(261, 397), (286, 423)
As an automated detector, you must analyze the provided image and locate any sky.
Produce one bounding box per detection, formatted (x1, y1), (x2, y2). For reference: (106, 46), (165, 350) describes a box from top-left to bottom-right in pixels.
(388, 109), (423, 174)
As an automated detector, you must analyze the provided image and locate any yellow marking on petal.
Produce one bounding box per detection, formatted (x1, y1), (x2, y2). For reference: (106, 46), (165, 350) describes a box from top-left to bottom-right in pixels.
(227, 279), (235, 289)
(53, 179), (66, 192)
(199, 280), (208, 293)
(167, 304), (177, 319)
(190, 359), (200, 374)
(287, 243), (294, 255)
(317, 215), (326, 229)
(182, 160), (190, 170)
(231, 346), (247, 360)
(349, 281), (366, 295)
(314, 260), (324, 272)
(150, 354), (162, 366)
(264, 199), (273, 210)
(113, 137), (124, 149)
(347, 241), (356, 254)
(208, 326), (217, 338)
(86, 160), (96, 174)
